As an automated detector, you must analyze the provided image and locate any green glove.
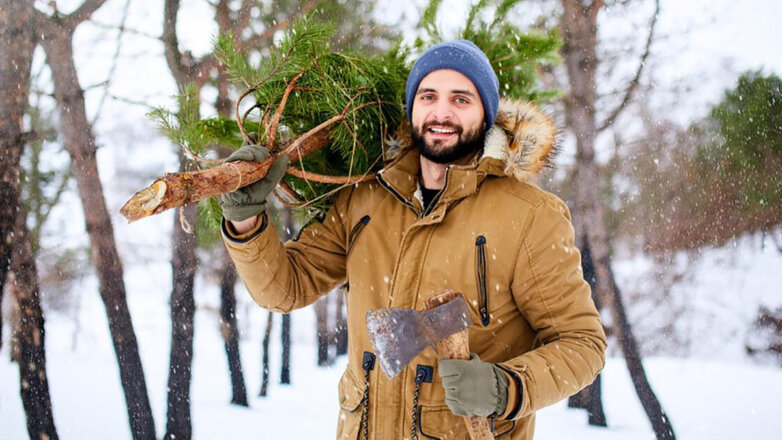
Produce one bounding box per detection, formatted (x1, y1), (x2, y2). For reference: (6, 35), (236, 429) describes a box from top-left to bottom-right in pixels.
(219, 137), (290, 222)
(438, 354), (509, 418)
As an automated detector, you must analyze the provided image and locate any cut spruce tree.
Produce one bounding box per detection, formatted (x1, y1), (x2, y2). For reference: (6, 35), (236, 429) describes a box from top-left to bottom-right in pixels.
(122, 18), (408, 222)
(121, 7), (561, 223)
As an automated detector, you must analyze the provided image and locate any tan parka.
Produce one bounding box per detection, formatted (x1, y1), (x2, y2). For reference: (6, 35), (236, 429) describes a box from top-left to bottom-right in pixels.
(222, 99), (606, 439)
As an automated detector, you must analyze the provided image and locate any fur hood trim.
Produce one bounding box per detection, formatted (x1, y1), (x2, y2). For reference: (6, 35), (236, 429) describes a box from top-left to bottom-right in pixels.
(386, 99), (558, 182)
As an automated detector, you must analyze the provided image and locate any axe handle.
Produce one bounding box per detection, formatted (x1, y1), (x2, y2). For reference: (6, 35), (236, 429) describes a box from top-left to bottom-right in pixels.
(427, 292), (494, 440)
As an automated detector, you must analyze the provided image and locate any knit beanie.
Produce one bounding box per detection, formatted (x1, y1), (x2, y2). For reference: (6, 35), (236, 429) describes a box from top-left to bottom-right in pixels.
(405, 39), (500, 128)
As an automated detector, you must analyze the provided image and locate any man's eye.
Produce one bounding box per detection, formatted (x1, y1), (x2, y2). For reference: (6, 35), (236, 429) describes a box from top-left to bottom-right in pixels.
(420, 95), (434, 101)
(454, 97), (468, 104)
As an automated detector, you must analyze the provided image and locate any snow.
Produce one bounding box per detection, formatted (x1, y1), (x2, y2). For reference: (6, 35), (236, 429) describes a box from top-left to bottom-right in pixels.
(613, 233), (782, 362)
(3, 316), (781, 439)
(3, 240), (782, 439)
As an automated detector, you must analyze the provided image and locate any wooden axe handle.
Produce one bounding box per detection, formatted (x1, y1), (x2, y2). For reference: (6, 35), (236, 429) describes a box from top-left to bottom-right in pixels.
(425, 291), (494, 440)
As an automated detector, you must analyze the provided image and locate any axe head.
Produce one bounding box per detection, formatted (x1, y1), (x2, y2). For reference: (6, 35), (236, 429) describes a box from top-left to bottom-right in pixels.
(366, 294), (472, 379)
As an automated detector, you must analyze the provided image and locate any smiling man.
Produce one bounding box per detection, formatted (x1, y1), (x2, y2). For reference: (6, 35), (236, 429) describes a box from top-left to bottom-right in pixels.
(412, 69), (486, 163)
(220, 40), (606, 439)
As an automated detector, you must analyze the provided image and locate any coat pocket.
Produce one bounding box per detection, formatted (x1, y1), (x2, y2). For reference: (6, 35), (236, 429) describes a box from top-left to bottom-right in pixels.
(475, 235), (490, 326)
(347, 215), (371, 257)
(418, 405), (516, 439)
(336, 369), (364, 440)
(417, 405), (468, 439)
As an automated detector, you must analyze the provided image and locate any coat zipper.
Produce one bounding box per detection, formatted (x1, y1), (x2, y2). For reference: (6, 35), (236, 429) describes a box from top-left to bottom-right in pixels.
(377, 165), (454, 219)
(475, 235), (490, 326)
(376, 174), (423, 217)
(421, 166), (452, 217)
(360, 351), (376, 440)
(347, 215), (371, 256)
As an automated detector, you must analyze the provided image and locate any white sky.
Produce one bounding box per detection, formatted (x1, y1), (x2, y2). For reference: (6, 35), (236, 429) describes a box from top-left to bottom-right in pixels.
(42, 0), (782, 126)
(659, 0), (782, 75)
(23, 0), (782, 252)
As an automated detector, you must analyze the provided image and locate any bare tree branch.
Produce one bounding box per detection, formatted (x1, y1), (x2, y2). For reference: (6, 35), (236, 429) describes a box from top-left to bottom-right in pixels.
(237, 0), (324, 53)
(92, 0), (133, 125)
(65, 0), (108, 29)
(109, 93), (155, 109)
(191, 0), (325, 89)
(18, 131), (41, 144)
(163, 0), (192, 85)
(597, 0), (660, 133)
(89, 18), (159, 40)
(233, 0), (256, 35)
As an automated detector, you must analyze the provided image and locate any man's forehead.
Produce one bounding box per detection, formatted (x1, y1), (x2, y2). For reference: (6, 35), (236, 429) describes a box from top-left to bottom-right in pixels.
(416, 69), (479, 94)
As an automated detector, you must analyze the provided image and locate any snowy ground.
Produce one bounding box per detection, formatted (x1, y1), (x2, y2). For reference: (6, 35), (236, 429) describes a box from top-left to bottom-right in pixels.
(2, 246), (781, 439)
(2, 312), (781, 439)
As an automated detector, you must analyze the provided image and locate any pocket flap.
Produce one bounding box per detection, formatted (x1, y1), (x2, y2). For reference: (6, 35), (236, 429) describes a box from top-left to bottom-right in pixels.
(338, 369), (365, 413)
(418, 405), (468, 439)
(419, 406), (516, 439)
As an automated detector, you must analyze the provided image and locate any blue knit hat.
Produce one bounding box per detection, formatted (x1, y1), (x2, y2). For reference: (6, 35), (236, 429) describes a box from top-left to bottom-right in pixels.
(405, 39), (499, 128)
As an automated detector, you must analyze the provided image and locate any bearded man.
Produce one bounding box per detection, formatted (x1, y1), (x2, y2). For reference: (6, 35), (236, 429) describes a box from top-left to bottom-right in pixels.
(220, 40), (606, 439)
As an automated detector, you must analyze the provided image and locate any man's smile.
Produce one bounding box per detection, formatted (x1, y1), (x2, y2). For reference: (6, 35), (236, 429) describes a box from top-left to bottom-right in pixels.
(426, 124), (460, 140)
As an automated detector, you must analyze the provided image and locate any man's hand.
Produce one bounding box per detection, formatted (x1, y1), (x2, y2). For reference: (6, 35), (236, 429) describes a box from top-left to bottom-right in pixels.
(438, 354), (509, 418)
(219, 136), (290, 224)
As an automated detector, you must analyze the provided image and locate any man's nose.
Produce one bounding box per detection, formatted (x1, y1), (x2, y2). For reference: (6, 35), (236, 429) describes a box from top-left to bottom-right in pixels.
(432, 99), (454, 121)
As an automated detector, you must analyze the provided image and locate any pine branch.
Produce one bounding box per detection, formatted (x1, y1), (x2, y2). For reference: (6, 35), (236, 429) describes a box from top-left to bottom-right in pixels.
(419, 0), (443, 44)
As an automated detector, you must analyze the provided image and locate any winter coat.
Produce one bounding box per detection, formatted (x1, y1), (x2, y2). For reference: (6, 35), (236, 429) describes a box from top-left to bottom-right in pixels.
(222, 99), (607, 439)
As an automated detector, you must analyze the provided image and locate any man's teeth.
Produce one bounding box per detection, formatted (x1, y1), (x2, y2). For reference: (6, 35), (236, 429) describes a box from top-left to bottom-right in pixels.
(430, 127), (455, 134)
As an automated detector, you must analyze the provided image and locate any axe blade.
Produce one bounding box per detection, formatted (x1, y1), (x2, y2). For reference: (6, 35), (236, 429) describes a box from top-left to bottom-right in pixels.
(366, 307), (430, 379)
(366, 295), (473, 379)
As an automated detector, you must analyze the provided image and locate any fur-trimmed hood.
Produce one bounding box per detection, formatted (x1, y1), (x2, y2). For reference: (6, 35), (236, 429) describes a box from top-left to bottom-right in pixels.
(385, 99), (558, 183)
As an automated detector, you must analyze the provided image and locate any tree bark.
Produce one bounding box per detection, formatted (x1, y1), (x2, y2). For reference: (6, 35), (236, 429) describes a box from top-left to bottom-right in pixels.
(315, 295), (331, 366)
(36, 7), (156, 438)
(560, 1), (675, 438)
(259, 310), (274, 397)
(568, 239), (607, 426)
(280, 313), (291, 384)
(220, 247), (249, 406)
(278, 207), (294, 383)
(334, 286), (348, 356)
(160, 2), (202, 437)
(11, 193), (59, 440)
(9, 281), (21, 362)
(163, 199), (197, 440)
(214, 36), (249, 406)
(0, 0), (37, 346)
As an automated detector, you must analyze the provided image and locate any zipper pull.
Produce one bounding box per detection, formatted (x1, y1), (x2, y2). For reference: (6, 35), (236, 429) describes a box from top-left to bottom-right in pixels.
(362, 351), (376, 371)
(414, 365), (433, 384)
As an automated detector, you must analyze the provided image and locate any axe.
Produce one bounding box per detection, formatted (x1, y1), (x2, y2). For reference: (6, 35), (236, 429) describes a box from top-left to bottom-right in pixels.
(366, 290), (494, 440)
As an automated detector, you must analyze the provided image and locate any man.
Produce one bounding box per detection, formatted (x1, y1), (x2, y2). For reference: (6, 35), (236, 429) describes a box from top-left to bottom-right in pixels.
(220, 40), (606, 439)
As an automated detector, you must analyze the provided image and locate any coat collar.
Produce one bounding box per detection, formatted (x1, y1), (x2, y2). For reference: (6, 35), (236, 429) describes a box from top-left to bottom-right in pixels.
(377, 99), (558, 208)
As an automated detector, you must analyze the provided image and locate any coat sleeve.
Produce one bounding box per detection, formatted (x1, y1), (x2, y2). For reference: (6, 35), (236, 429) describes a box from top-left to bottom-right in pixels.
(498, 193), (607, 420)
(221, 189), (351, 313)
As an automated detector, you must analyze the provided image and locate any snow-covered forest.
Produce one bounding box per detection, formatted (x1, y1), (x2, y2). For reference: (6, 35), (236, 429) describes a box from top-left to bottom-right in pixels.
(1, 0), (781, 439)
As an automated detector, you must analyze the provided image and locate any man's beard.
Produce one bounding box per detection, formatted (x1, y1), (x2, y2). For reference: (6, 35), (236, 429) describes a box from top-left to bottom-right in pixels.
(412, 121), (486, 165)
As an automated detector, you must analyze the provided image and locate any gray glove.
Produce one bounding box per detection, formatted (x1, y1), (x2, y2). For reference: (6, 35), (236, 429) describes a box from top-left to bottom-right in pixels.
(219, 139), (290, 222)
(438, 354), (509, 418)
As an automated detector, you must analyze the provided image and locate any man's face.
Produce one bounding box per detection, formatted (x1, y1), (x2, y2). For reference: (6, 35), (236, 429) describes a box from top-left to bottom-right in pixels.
(410, 69), (486, 164)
